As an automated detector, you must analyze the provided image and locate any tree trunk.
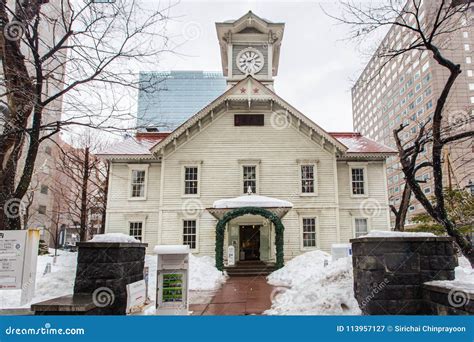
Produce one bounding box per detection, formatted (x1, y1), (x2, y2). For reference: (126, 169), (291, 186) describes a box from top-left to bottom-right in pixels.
(79, 147), (90, 242)
(99, 161), (109, 235)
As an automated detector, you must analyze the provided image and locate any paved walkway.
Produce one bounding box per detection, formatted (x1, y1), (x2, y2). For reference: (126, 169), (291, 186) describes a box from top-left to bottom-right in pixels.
(190, 276), (274, 315)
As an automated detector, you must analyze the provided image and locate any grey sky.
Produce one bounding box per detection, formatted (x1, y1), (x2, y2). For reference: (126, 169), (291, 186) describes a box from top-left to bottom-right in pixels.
(153, 0), (373, 132)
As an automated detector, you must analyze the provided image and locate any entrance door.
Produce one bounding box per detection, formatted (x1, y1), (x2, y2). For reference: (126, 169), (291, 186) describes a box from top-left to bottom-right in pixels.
(239, 225), (261, 261)
(259, 224), (270, 261)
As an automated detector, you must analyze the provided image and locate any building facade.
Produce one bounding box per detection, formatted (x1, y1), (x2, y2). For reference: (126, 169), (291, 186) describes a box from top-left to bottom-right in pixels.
(137, 71), (226, 131)
(352, 1), (474, 226)
(101, 12), (394, 265)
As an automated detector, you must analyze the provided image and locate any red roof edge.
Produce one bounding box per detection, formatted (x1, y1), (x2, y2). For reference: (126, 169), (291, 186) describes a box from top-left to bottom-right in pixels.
(135, 132), (172, 141)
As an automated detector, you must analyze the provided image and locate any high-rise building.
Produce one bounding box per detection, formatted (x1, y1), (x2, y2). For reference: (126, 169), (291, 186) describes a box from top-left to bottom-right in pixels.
(137, 71), (226, 131)
(0, 1), (68, 242)
(352, 1), (474, 226)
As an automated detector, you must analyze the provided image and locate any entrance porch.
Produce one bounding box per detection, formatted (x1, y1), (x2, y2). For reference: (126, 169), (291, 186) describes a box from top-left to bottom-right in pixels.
(207, 192), (293, 272)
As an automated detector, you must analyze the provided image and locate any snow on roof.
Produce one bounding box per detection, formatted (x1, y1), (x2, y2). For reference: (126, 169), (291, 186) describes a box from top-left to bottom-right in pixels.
(360, 230), (436, 238)
(329, 132), (396, 154)
(97, 132), (170, 158)
(89, 233), (140, 243)
(154, 245), (190, 254)
(213, 194), (293, 209)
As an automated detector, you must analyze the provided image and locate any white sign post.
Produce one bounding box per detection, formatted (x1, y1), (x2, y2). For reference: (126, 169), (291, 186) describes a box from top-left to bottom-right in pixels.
(154, 245), (190, 315)
(0, 229), (40, 305)
(331, 243), (352, 261)
(227, 245), (235, 266)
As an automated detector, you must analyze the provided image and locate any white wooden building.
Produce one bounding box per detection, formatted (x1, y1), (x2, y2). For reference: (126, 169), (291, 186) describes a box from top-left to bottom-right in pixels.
(99, 12), (395, 267)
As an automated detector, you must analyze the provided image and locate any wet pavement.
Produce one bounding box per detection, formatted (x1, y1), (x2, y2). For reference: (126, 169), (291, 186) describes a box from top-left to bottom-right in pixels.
(189, 276), (274, 315)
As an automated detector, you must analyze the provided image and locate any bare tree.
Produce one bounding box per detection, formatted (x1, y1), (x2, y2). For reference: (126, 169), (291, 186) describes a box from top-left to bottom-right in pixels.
(390, 182), (412, 231)
(51, 136), (108, 242)
(326, 0), (474, 263)
(0, 0), (172, 230)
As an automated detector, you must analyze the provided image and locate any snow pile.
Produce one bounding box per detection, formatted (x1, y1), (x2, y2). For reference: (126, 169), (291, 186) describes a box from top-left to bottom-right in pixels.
(189, 255), (227, 291)
(266, 252), (361, 315)
(267, 250), (331, 287)
(89, 233), (140, 243)
(422, 256), (474, 299)
(0, 250), (77, 309)
(455, 256), (474, 283)
(360, 230), (436, 238)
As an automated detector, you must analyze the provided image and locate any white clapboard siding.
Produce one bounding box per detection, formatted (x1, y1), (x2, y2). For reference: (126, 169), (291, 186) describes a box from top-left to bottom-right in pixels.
(104, 109), (391, 257)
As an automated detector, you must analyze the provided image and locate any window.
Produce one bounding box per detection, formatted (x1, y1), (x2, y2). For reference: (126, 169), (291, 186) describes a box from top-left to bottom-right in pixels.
(468, 70), (473, 77)
(463, 31), (469, 39)
(183, 220), (197, 249)
(234, 114), (264, 126)
(40, 185), (49, 195)
(464, 44), (470, 51)
(469, 83), (474, 91)
(302, 218), (316, 248)
(351, 167), (366, 196)
(301, 165), (315, 194)
(184, 167), (198, 195)
(38, 205), (47, 215)
(243, 165), (257, 193)
(354, 218), (368, 238)
(424, 187), (431, 194)
(426, 100), (433, 110)
(129, 222), (143, 241)
(44, 146), (52, 155)
(130, 169), (146, 198)
(467, 57), (472, 64)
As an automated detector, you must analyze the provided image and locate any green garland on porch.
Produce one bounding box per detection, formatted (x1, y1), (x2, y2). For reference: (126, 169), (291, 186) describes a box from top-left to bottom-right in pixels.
(215, 206), (285, 271)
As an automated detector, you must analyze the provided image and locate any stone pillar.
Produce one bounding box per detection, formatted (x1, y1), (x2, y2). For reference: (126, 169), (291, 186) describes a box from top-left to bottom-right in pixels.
(351, 236), (457, 315)
(74, 242), (147, 315)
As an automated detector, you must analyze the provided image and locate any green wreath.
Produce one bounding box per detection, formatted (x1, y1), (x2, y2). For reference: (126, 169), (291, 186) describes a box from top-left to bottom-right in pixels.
(215, 206), (285, 271)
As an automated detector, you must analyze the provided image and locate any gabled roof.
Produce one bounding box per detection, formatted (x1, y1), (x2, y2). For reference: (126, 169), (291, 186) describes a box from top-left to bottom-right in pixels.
(150, 76), (348, 154)
(98, 78), (396, 160)
(97, 133), (170, 159)
(329, 132), (397, 156)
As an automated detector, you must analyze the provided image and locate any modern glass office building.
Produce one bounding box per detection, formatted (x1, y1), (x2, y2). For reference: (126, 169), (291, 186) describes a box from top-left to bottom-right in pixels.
(137, 71), (226, 131)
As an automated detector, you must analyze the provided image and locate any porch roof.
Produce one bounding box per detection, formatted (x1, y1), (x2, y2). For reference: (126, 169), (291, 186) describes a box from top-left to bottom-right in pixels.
(207, 194), (293, 220)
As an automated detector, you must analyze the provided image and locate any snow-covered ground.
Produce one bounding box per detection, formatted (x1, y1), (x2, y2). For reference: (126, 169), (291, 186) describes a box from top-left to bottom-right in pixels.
(265, 251), (474, 316)
(0, 249), (226, 309)
(265, 251), (361, 315)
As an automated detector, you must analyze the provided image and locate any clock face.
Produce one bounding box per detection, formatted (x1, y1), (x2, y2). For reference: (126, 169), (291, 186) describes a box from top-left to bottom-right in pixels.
(236, 48), (264, 74)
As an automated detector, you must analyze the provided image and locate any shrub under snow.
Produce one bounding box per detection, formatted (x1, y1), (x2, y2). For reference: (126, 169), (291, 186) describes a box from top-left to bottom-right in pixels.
(266, 251), (361, 315)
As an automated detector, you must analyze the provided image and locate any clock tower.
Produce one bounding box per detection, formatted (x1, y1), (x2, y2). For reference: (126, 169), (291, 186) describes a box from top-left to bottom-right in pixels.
(216, 11), (285, 89)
